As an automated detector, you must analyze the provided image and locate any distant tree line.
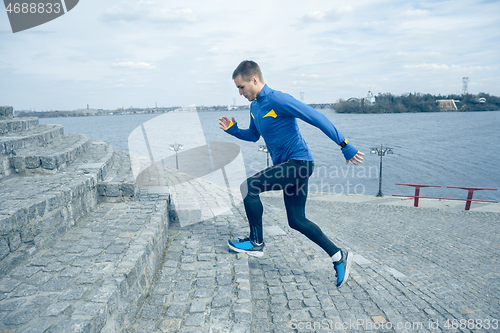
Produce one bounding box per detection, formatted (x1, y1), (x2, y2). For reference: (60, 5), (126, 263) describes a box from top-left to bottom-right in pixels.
(14, 107), (181, 118)
(333, 92), (500, 113)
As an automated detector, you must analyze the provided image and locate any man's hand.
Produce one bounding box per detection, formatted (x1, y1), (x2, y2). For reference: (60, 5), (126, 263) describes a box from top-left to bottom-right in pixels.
(219, 116), (236, 130)
(346, 151), (365, 165)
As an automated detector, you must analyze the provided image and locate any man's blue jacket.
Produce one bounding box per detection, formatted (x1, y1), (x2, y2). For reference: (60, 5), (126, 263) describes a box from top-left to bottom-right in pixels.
(225, 84), (358, 165)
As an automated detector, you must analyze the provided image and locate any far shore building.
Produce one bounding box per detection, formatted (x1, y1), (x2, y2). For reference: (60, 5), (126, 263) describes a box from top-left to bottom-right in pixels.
(435, 99), (460, 111)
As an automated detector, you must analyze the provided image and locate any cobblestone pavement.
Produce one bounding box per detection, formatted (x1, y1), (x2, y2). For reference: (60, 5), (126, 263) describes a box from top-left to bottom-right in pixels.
(130, 187), (499, 333)
(127, 205), (253, 333)
(249, 194), (499, 333)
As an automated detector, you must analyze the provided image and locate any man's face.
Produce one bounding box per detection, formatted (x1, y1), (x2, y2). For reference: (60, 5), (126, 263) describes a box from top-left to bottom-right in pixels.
(234, 74), (259, 101)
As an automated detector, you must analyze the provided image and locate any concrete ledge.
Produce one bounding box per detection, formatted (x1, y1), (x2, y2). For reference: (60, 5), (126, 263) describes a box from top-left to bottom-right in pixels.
(0, 123), (63, 179)
(75, 140), (115, 182)
(98, 150), (138, 202)
(0, 172), (100, 278)
(0, 106), (13, 119)
(75, 141), (142, 203)
(0, 117), (38, 135)
(0, 138), (138, 275)
(10, 134), (91, 174)
(97, 182), (139, 202)
(0, 138), (130, 273)
(0, 124), (64, 155)
(0, 153), (10, 179)
(0, 200), (170, 333)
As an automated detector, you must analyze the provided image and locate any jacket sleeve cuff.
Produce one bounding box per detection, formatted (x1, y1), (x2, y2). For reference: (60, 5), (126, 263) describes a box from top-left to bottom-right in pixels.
(225, 121), (237, 133)
(341, 143), (358, 161)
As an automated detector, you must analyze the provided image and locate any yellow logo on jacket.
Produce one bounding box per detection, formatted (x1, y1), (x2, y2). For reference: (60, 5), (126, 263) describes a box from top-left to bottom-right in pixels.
(263, 110), (277, 118)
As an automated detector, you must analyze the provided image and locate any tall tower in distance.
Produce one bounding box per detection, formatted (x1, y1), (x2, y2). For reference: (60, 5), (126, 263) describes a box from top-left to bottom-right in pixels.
(300, 92), (305, 103)
(462, 77), (469, 95)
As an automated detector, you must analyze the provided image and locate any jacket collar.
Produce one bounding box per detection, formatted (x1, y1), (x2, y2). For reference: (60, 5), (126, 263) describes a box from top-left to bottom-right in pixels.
(255, 84), (271, 103)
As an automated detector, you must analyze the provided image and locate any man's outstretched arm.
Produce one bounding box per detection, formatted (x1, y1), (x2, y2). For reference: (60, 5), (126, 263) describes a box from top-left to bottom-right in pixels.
(219, 116), (260, 142)
(274, 93), (362, 162)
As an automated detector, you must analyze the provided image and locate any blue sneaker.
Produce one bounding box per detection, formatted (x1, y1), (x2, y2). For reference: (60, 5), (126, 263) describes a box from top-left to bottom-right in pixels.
(227, 237), (265, 257)
(333, 250), (353, 288)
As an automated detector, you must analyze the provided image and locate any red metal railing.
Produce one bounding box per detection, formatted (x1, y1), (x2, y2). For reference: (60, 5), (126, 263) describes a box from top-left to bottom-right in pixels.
(446, 186), (498, 210)
(392, 183), (441, 208)
(392, 183), (498, 210)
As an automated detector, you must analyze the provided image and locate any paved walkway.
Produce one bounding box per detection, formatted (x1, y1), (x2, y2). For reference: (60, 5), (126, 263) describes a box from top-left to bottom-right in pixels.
(127, 206), (252, 333)
(128, 171), (500, 333)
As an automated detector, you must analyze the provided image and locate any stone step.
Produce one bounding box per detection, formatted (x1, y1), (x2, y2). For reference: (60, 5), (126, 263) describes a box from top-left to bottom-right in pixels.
(70, 141), (139, 201)
(73, 140), (115, 182)
(0, 106), (14, 119)
(0, 124), (64, 155)
(0, 170), (101, 279)
(98, 150), (139, 202)
(0, 199), (170, 333)
(0, 117), (39, 135)
(0, 138), (143, 280)
(0, 140), (117, 276)
(0, 124), (65, 179)
(10, 134), (91, 174)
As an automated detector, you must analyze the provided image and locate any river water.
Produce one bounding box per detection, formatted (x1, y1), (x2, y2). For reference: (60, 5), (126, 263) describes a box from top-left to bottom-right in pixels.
(39, 110), (500, 201)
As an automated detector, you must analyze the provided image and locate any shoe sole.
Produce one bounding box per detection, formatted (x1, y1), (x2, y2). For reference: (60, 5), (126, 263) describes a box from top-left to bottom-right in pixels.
(338, 251), (353, 288)
(227, 241), (264, 257)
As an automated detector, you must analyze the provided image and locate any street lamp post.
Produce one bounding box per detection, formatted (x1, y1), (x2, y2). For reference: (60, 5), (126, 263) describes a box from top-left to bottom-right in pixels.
(169, 143), (183, 169)
(258, 145), (270, 167)
(370, 145), (393, 197)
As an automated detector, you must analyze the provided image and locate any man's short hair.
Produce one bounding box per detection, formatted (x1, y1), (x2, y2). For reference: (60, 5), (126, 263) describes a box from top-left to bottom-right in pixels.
(232, 60), (264, 82)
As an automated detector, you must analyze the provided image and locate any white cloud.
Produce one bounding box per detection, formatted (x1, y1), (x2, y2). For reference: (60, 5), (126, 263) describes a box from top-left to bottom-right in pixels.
(111, 61), (156, 69)
(300, 6), (353, 23)
(293, 74), (320, 79)
(304, 10), (327, 21)
(401, 9), (430, 17)
(101, 1), (197, 24)
(114, 83), (145, 88)
(403, 63), (497, 71)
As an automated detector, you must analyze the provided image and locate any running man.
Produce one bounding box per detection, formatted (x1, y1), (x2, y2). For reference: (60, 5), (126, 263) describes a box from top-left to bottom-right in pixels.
(219, 60), (364, 287)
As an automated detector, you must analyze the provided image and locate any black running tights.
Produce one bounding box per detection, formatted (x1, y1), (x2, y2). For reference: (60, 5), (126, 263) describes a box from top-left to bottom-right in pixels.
(240, 159), (340, 257)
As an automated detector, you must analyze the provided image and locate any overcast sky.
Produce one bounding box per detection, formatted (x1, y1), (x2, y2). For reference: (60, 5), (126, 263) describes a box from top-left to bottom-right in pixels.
(1, 0), (499, 111)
